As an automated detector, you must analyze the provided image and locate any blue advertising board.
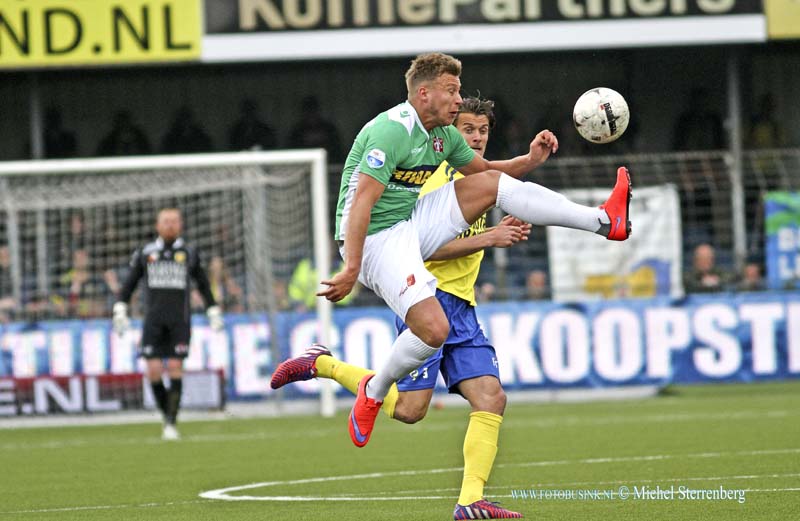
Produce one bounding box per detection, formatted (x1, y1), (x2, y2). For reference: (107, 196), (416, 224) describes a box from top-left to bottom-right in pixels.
(1, 292), (798, 400)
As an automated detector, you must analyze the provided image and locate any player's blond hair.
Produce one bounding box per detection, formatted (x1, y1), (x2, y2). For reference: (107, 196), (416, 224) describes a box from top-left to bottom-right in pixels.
(405, 52), (462, 95)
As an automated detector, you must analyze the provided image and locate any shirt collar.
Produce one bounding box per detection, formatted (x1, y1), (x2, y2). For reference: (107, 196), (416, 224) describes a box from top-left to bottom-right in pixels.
(402, 101), (429, 138)
(156, 237), (184, 249)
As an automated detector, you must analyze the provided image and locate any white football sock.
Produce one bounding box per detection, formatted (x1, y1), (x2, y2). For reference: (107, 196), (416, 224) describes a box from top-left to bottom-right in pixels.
(496, 173), (608, 232)
(366, 329), (440, 401)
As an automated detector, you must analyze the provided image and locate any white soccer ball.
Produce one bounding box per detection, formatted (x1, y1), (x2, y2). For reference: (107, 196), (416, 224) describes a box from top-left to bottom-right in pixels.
(573, 87), (630, 144)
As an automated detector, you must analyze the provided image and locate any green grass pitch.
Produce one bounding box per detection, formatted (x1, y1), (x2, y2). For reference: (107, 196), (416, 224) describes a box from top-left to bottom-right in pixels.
(1, 381), (798, 520)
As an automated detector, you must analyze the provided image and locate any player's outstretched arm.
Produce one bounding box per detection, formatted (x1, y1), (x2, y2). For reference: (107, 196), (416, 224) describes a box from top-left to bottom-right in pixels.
(460, 130), (558, 179)
(318, 174), (385, 302)
(426, 215), (531, 261)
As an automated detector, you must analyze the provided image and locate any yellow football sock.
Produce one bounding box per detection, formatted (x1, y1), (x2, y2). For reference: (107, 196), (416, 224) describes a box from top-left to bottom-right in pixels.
(313, 355), (337, 379)
(457, 411), (503, 506)
(317, 356), (399, 418)
(380, 385), (399, 419)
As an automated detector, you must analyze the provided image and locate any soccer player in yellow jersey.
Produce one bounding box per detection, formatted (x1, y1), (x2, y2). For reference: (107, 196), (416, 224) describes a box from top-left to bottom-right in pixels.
(322, 54), (628, 461)
(272, 97), (530, 519)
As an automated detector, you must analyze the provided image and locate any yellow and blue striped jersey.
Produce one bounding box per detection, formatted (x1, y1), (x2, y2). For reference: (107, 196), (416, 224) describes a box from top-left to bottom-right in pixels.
(420, 161), (487, 306)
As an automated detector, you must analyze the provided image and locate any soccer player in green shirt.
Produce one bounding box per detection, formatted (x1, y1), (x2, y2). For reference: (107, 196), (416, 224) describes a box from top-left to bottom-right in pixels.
(307, 53), (631, 451)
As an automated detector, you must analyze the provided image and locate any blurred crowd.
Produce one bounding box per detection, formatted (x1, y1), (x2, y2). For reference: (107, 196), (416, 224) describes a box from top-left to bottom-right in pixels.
(0, 88), (792, 324)
(34, 95), (344, 162)
(0, 230), (776, 326)
(0, 243), (249, 325)
(28, 89), (791, 163)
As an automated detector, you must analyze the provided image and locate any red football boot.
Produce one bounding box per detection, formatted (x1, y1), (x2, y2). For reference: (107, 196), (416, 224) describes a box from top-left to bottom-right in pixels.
(599, 166), (632, 241)
(348, 374), (382, 448)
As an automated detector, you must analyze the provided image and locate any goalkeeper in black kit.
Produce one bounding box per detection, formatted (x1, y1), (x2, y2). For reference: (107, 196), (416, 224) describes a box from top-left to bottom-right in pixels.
(112, 208), (223, 440)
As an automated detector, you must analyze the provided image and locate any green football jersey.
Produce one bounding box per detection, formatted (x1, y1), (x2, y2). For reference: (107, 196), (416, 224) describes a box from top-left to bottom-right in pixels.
(335, 101), (475, 239)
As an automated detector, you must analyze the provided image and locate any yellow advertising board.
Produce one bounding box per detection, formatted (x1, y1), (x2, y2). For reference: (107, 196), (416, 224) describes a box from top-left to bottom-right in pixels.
(0, 0), (201, 68)
(765, 0), (800, 39)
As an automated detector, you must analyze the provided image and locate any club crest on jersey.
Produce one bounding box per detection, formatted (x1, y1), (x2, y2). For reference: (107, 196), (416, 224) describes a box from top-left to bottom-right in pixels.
(432, 137), (444, 153)
(174, 251), (186, 263)
(366, 148), (386, 168)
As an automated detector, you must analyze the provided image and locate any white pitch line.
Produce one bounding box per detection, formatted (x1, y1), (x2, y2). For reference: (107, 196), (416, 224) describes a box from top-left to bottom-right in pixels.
(198, 494), (459, 502)
(198, 448), (800, 502)
(349, 472), (800, 497)
(200, 487), (800, 502)
(11, 487), (800, 513)
(496, 447), (800, 470)
(5, 469), (799, 514)
(465, 487), (800, 499)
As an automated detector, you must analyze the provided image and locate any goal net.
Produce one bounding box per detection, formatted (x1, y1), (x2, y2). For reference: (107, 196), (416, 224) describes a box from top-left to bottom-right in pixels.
(0, 150), (335, 414)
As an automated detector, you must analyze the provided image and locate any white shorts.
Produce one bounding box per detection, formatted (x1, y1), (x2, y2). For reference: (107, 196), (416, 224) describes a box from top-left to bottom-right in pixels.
(342, 183), (469, 321)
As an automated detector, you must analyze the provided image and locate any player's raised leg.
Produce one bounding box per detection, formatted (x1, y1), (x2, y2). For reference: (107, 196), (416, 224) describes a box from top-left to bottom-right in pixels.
(270, 344), (333, 388)
(270, 345), (401, 419)
(351, 297), (448, 446)
(389, 347), (443, 424)
(452, 166), (632, 241)
(270, 339), (444, 426)
(391, 389), (435, 424)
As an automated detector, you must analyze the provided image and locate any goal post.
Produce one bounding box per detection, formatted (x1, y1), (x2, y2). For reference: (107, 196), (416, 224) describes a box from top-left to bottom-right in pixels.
(0, 150), (336, 416)
(309, 150), (336, 418)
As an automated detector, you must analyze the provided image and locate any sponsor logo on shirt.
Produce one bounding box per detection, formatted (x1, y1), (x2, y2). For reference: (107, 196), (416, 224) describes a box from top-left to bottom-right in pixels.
(147, 262), (188, 289)
(390, 165), (438, 187)
(366, 148), (386, 168)
(444, 163), (458, 181)
(458, 214), (487, 239)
